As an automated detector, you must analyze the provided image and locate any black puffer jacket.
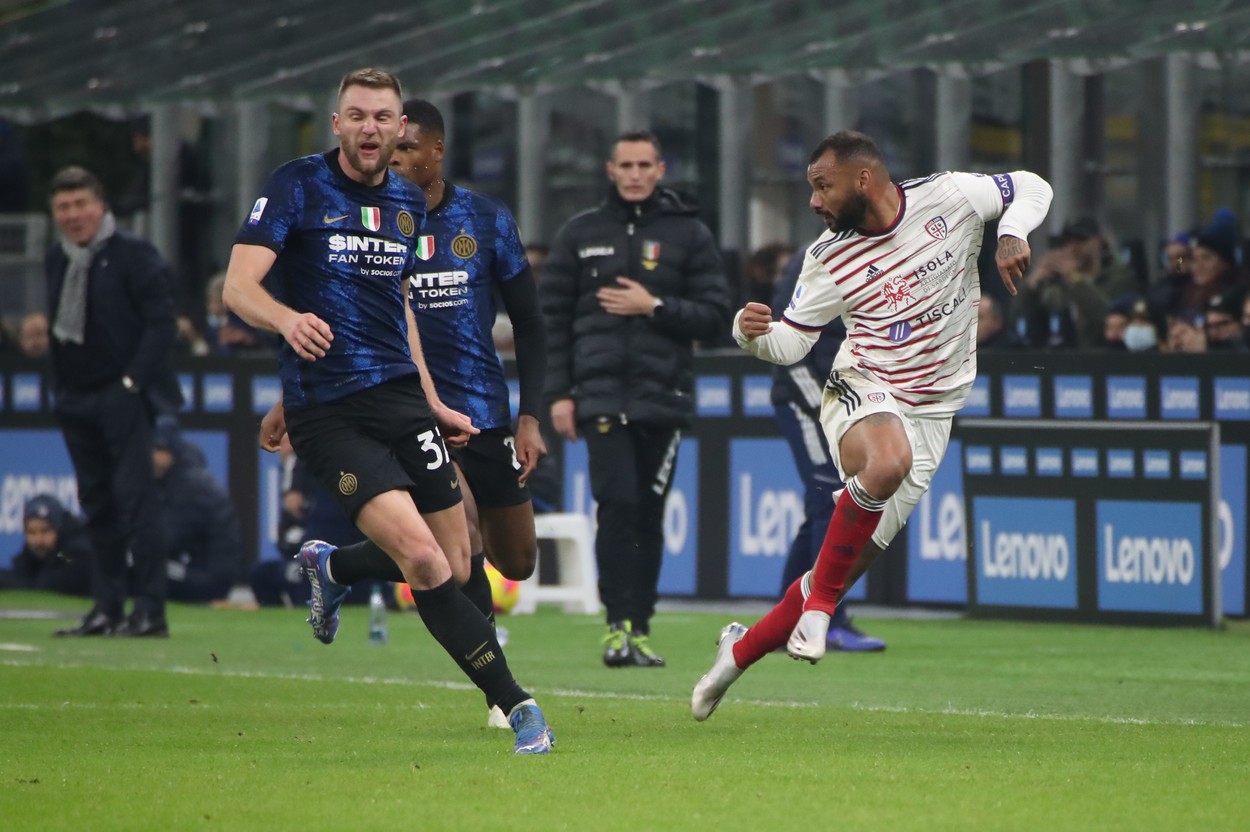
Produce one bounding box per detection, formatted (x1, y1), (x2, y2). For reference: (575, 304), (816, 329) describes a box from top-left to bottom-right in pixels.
(542, 187), (731, 428)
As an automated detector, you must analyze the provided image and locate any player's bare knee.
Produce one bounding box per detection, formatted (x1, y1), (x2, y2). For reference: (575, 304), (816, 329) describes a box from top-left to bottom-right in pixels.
(860, 455), (909, 498)
(493, 547), (536, 581)
(449, 557), (470, 586)
(390, 537), (444, 575)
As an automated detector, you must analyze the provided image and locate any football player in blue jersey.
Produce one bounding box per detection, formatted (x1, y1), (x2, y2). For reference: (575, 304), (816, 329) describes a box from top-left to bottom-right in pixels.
(388, 99), (549, 728)
(223, 68), (554, 755)
(389, 98), (547, 587)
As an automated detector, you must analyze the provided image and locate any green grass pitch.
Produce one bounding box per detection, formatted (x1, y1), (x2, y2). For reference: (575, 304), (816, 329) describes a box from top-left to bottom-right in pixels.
(2, 591), (1247, 831)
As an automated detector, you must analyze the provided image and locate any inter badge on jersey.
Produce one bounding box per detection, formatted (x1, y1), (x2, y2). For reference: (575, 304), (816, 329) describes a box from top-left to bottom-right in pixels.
(361, 207), (381, 232)
(415, 235), (435, 260)
(451, 233), (477, 259)
(642, 240), (661, 271)
(397, 210), (416, 237)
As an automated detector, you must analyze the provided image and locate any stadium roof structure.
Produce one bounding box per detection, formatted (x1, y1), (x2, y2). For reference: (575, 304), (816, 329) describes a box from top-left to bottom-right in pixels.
(1, 0), (1248, 122)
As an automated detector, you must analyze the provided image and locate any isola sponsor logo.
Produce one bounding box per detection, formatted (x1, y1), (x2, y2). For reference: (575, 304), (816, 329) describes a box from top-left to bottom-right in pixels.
(910, 250), (958, 294)
(912, 284), (968, 327)
(1102, 523), (1195, 586)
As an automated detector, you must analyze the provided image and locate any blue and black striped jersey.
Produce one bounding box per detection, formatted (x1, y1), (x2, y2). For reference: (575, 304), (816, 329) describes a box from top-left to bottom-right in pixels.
(407, 183), (528, 430)
(236, 150), (427, 409)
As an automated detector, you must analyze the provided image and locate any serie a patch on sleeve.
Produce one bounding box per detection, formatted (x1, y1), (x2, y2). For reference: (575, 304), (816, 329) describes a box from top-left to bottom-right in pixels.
(249, 197), (268, 224)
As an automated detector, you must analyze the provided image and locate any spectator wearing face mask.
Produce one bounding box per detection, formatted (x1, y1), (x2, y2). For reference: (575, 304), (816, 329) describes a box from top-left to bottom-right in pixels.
(1101, 294), (1140, 350)
(1123, 299), (1161, 353)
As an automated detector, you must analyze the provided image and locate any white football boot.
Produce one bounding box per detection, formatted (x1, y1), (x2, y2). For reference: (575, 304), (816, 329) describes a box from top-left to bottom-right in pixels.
(786, 610), (831, 664)
(691, 622), (748, 721)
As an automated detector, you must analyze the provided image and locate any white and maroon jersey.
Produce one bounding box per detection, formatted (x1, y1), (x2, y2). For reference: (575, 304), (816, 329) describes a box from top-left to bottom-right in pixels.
(736, 170), (1051, 415)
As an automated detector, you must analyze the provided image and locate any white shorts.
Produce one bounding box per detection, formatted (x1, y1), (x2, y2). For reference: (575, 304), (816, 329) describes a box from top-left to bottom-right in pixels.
(819, 369), (953, 549)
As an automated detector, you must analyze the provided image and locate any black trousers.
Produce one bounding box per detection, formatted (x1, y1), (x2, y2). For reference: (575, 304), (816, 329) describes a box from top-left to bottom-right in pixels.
(582, 418), (681, 632)
(55, 383), (166, 616)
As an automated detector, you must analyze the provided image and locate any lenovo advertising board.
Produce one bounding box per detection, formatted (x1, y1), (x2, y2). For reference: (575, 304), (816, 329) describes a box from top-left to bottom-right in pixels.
(960, 419), (1220, 627)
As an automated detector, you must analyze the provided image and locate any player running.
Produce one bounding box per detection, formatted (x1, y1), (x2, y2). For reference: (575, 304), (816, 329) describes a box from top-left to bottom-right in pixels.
(692, 131), (1052, 720)
(225, 68), (553, 753)
(389, 98), (547, 727)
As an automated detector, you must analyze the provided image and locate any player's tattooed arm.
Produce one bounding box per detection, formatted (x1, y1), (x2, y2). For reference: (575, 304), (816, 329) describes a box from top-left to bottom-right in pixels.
(995, 235), (1032, 296)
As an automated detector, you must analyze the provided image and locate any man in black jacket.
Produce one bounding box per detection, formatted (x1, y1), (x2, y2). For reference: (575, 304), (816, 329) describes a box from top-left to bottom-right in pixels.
(0, 495), (93, 597)
(45, 166), (182, 637)
(542, 130), (732, 667)
(152, 424), (242, 603)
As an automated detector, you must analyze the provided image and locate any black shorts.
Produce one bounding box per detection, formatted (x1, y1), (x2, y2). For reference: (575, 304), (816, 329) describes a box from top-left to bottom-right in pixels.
(285, 376), (462, 519)
(451, 428), (531, 509)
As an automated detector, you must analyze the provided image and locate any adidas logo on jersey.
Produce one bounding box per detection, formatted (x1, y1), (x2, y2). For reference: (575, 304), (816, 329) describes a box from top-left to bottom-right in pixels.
(865, 264), (882, 283)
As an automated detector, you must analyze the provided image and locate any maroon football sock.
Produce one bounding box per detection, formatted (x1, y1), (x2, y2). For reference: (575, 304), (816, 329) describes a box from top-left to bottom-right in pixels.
(732, 576), (806, 669)
(804, 486), (883, 615)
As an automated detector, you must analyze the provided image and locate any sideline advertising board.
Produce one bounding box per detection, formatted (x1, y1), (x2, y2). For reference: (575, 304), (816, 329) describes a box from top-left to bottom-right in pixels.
(960, 419), (1221, 628)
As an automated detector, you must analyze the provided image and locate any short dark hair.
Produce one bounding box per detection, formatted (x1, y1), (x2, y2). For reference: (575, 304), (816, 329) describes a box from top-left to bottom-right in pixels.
(808, 131), (883, 166)
(402, 99), (445, 138)
(338, 67), (402, 102)
(614, 129), (662, 157)
(49, 166), (105, 201)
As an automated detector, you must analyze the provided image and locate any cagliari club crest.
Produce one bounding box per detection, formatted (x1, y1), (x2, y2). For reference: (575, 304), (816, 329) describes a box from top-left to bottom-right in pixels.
(642, 240), (661, 270)
(925, 216), (948, 240)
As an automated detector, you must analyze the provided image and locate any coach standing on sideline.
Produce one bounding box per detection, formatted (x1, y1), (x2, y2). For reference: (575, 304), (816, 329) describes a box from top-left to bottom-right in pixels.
(46, 166), (182, 638)
(542, 130), (732, 667)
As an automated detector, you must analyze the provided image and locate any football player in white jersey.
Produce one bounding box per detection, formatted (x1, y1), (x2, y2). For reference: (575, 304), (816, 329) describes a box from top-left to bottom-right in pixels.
(693, 131), (1052, 721)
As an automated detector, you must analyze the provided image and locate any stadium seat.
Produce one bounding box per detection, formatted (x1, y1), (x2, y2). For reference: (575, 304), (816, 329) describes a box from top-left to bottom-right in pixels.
(512, 513), (600, 615)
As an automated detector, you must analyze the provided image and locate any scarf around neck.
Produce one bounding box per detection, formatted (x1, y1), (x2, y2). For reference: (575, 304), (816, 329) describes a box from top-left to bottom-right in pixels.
(52, 211), (116, 345)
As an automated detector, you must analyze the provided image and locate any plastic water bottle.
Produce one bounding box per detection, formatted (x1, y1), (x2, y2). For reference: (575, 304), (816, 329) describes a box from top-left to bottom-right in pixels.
(368, 583), (389, 646)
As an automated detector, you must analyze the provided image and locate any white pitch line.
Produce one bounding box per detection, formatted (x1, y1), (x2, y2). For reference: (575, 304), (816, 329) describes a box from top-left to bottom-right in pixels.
(1, 657), (1244, 729)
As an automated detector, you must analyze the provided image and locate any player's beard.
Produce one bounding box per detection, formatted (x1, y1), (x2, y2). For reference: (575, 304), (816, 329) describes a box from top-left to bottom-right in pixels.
(826, 191), (870, 233)
(344, 134), (397, 179)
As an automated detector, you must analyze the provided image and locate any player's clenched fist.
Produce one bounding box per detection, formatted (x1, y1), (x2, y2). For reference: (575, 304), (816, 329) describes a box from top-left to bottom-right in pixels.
(738, 302), (774, 339)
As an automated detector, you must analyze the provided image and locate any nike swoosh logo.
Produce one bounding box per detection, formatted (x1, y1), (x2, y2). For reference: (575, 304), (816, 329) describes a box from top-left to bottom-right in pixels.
(449, 478), (459, 489)
(464, 641), (489, 662)
(323, 214), (349, 224)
